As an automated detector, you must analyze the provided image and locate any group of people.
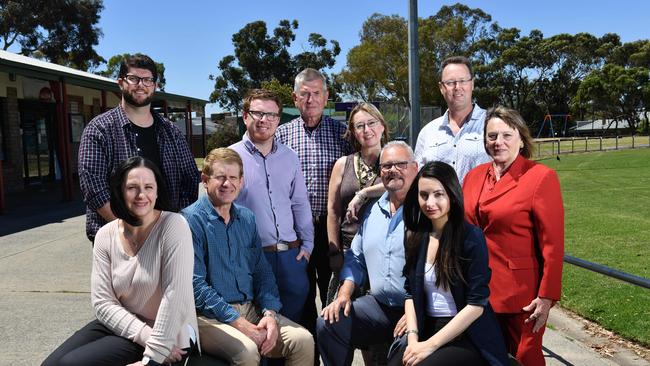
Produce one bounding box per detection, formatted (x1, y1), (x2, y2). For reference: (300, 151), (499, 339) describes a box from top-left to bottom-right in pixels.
(42, 53), (564, 366)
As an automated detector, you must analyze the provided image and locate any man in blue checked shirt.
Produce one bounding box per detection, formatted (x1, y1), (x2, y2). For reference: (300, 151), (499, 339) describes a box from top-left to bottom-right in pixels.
(414, 56), (491, 184)
(182, 148), (313, 365)
(276, 68), (352, 341)
(317, 141), (419, 366)
(78, 53), (199, 242)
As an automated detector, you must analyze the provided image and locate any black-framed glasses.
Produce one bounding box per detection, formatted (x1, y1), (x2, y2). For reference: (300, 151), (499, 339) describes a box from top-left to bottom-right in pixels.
(380, 160), (412, 172)
(353, 120), (381, 132)
(440, 77), (472, 88)
(124, 74), (156, 87)
(248, 110), (281, 121)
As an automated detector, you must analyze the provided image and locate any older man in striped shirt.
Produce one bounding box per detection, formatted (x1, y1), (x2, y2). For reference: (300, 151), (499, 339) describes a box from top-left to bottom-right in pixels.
(182, 148), (313, 366)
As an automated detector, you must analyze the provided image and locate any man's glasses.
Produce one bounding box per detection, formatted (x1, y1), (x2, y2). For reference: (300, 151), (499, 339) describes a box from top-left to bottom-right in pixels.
(440, 77), (472, 88)
(124, 74), (156, 87)
(248, 110), (281, 122)
(353, 120), (381, 132)
(380, 161), (412, 172)
(208, 175), (240, 184)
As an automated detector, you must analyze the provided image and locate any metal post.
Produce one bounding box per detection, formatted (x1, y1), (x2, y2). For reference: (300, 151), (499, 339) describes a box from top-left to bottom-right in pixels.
(571, 137), (574, 153)
(408, 0), (420, 148)
(616, 135), (619, 150)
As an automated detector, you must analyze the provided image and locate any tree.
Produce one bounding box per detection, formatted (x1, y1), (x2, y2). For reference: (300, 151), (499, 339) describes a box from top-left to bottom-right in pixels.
(336, 4), (497, 108)
(210, 20), (340, 113)
(572, 64), (649, 133)
(0, 0), (104, 71)
(97, 53), (167, 91)
(261, 79), (293, 106)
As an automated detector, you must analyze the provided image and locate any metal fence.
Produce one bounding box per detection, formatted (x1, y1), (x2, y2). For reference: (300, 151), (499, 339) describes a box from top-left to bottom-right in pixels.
(564, 255), (650, 290)
(535, 135), (650, 157)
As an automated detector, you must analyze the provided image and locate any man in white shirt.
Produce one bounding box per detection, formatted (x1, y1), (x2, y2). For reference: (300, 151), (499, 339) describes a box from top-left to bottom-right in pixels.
(413, 56), (491, 184)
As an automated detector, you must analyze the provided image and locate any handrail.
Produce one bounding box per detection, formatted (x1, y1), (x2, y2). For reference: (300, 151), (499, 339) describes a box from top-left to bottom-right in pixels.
(564, 255), (650, 290)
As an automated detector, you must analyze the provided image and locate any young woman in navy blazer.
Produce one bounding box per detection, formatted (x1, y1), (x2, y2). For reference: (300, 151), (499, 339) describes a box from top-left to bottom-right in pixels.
(388, 161), (508, 366)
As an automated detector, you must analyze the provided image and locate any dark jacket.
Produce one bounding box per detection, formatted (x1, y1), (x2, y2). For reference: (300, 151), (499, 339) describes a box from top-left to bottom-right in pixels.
(404, 222), (509, 366)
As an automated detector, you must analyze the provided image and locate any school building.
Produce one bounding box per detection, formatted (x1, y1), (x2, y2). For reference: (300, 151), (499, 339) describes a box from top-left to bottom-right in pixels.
(0, 49), (208, 214)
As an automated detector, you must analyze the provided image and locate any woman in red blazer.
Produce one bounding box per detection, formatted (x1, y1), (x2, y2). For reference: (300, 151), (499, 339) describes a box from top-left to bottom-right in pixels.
(463, 106), (564, 366)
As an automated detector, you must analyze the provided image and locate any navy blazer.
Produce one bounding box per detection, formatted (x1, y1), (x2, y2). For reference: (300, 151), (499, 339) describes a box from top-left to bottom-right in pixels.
(404, 222), (509, 366)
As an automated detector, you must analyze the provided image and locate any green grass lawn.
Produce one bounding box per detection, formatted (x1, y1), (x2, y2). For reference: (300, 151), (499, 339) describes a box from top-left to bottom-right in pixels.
(540, 148), (650, 345)
(535, 135), (650, 157)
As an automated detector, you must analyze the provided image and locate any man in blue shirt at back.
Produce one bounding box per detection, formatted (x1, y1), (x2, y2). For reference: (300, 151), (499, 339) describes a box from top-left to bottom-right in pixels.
(317, 141), (419, 366)
(182, 148), (313, 365)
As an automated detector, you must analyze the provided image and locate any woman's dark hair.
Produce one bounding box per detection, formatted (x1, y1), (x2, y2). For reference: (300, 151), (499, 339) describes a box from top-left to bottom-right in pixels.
(403, 161), (466, 290)
(109, 156), (175, 226)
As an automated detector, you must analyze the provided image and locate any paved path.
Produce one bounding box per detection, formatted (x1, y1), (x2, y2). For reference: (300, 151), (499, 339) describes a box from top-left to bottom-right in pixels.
(1, 211), (647, 365)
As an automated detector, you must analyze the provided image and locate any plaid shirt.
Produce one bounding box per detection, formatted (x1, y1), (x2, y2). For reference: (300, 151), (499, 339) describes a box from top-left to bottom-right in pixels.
(78, 105), (200, 241)
(276, 116), (351, 216)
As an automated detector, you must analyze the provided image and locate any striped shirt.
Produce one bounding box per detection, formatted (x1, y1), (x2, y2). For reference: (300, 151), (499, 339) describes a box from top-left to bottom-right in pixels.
(92, 212), (197, 364)
(231, 134), (314, 253)
(275, 115), (351, 216)
(414, 104), (491, 184)
(78, 106), (200, 241)
(182, 197), (282, 323)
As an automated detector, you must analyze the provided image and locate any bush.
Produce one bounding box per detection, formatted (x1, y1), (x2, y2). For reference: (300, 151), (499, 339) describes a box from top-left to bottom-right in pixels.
(206, 124), (241, 151)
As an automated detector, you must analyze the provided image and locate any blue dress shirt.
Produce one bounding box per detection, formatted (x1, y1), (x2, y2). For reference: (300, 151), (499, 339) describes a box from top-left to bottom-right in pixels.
(230, 133), (314, 253)
(340, 191), (406, 307)
(182, 196), (282, 323)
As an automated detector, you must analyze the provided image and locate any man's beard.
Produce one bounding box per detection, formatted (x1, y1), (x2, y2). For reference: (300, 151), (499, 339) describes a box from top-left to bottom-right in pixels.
(122, 89), (153, 107)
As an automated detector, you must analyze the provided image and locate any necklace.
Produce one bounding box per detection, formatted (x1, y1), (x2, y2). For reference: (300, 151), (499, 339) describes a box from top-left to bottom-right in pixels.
(355, 152), (379, 188)
(122, 211), (162, 253)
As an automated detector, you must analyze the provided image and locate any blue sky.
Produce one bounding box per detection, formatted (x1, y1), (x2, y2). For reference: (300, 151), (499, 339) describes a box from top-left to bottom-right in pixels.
(16, 1), (650, 115)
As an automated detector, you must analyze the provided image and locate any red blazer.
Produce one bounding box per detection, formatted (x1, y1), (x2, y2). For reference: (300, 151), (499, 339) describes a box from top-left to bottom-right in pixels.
(463, 155), (564, 313)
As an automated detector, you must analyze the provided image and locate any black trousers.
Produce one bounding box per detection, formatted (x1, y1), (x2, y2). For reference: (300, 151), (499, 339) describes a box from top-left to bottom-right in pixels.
(299, 214), (332, 365)
(301, 214), (331, 334)
(42, 319), (144, 366)
(42, 319), (190, 366)
(386, 316), (488, 366)
(317, 294), (404, 366)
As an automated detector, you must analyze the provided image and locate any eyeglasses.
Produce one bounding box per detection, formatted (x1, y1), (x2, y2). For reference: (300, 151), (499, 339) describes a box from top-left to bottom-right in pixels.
(380, 160), (412, 172)
(440, 77), (472, 88)
(124, 74), (156, 87)
(208, 175), (240, 184)
(353, 120), (381, 132)
(248, 110), (281, 121)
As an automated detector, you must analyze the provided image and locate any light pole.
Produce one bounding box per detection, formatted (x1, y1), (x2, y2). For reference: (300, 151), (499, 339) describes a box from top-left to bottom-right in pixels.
(408, 0), (420, 148)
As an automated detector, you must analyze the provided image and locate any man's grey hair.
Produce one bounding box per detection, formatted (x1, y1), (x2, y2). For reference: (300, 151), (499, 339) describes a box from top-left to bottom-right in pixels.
(294, 68), (328, 92)
(380, 140), (415, 161)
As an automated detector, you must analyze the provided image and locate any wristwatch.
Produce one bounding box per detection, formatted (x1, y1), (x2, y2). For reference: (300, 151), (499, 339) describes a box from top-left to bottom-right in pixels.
(262, 310), (280, 323)
(142, 356), (163, 366)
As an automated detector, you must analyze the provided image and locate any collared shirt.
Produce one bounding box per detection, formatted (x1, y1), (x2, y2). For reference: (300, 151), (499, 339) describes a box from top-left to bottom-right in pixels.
(78, 105), (200, 241)
(340, 192), (406, 307)
(275, 115), (351, 216)
(230, 133), (314, 253)
(414, 104), (491, 184)
(182, 197), (282, 323)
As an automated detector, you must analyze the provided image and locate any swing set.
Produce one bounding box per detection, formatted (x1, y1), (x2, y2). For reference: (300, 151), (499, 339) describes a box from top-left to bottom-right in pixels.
(536, 114), (572, 138)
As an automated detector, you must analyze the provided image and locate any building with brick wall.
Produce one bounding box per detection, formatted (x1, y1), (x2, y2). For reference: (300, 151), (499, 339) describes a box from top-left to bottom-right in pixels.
(0, 50), (208, 213)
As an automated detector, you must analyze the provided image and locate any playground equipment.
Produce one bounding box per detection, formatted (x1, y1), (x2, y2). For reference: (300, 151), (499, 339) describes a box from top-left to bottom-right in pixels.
(536, 114), (572, 138)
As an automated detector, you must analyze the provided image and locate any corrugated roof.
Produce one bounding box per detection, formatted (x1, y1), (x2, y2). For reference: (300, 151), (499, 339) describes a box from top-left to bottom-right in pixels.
(0, 49), (208, 104)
